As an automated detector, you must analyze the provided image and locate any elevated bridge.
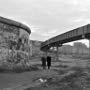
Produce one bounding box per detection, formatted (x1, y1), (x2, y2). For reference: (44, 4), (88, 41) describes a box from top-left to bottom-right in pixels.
(41, 24), (90, 51)
(40, 24), (90, 59)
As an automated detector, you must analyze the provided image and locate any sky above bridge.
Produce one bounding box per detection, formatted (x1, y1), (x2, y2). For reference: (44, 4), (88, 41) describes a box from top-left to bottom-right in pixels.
(0, 0), (89, 46)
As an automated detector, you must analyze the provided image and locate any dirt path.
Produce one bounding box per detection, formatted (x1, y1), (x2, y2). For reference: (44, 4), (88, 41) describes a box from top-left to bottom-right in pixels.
(1, 69), (58, 90)
(1, 56), (90, 90)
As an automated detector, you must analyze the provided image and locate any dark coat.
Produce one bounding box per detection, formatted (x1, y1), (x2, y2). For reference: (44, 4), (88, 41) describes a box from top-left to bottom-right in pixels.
(41, 57), (46, 66)
(47, 56), (51, 66)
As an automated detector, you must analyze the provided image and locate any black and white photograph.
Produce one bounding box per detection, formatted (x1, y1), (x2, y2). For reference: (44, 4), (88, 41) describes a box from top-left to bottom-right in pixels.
(0, 0), (90, 90)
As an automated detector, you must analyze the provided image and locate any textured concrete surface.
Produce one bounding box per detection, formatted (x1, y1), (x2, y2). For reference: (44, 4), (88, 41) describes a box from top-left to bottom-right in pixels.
(0, 17), (31, 69)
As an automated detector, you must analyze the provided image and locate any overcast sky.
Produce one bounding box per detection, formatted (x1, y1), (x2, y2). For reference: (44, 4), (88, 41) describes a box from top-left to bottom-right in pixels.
(0, 0), (90, 46)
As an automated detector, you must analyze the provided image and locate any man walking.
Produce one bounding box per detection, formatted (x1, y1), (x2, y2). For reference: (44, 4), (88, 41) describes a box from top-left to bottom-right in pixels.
(47, 56), (51, 69)
(41, 56), (46, 69)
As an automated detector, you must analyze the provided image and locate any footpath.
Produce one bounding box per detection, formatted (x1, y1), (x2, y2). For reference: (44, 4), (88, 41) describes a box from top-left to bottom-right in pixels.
(1, 56), (90, 90)
(2, 69), (58, 90)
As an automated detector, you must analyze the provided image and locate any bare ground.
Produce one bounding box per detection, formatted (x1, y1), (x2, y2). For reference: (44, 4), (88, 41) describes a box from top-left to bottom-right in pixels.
(1, 55), (90, 90)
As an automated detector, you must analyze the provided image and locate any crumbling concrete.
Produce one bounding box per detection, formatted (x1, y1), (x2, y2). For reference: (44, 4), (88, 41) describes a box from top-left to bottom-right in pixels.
(0, 16), (31, 70)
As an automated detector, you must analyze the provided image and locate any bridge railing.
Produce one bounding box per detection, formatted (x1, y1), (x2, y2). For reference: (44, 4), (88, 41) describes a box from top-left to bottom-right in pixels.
(40, 24), (90, 51)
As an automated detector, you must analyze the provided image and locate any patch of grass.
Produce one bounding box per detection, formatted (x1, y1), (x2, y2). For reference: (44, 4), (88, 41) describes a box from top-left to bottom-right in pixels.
(53, 69), (67, 75)
(25, 66), (89, 90)
(71, 67), (84, 73)
(55, 64), (68, 68)
(45, 67), (87, 89)
(0, 63), (40, 73)
(30, 65), (40, 71)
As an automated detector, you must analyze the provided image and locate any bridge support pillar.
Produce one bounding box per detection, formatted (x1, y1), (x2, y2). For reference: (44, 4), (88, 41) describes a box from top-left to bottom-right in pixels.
(56, 46), (59, 61)
(89, 39), (90, 56)
(45, 50), (48, 58)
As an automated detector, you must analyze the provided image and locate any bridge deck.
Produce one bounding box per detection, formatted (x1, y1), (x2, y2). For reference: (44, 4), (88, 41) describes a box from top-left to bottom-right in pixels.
(41, 24), (90, 51)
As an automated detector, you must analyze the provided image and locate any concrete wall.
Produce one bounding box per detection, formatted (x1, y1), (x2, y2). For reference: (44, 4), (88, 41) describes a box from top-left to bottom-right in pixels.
(0, 17), (31, 69)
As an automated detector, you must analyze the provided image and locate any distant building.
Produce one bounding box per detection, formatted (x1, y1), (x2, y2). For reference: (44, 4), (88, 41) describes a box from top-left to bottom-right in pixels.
(73, 42), (89, 55)
(59, 45), (73, 54)
(58, 42), (89, 55)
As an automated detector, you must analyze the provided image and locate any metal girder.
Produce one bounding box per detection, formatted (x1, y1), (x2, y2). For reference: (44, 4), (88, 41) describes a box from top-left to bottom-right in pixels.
(41, 24), (90, 51)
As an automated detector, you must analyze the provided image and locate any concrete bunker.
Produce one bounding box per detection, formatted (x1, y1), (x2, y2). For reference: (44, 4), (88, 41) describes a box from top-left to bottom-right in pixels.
(0, 16), (31, 70)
